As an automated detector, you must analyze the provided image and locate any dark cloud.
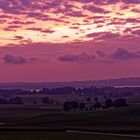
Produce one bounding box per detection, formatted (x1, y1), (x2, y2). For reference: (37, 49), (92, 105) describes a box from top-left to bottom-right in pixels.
(98, 32), (121, 40)
(83, 5), (109, 13)
(69, 26), (79, 29)
(26, 12), (49, 20)
(0, 19), (6, 24)
(76, 0), (140, 4)
(132, 8), (140, 13)
(71, 0), (119, 5)
(59, 52), (95, 62)
(62, 36), (69, 38)
(0, 15), (11, 18)
(131, 29), (140, 36)
(125, 18), (140, 23)
(122, 0), (140, 4)
(40, 29), (55, 33)
(14, 36), (24, 40)
(26, 27), (55, 33)
(3, 25), (21, 31)
(59, 54), (79, 62)
(86, 32), (121, 40)
(9, 20), (35, 25)
(59, 48), (140, 63)
(96, 50), (107, 57)
(0, 0), (139, 17)
(3, 54), (38, 64)
(111, 48), (140, 60)
(65, 11), (85, 17)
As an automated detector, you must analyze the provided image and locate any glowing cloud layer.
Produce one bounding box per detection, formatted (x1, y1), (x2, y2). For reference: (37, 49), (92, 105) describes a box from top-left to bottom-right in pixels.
(0, 0), (140, 46)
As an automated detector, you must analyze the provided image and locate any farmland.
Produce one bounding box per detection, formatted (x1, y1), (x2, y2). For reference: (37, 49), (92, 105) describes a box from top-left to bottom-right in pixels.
(0, 107), (139, 133)
(0, 107), (139, 139)
(0, 87), (139, 139)
(0, 131), (139, 140)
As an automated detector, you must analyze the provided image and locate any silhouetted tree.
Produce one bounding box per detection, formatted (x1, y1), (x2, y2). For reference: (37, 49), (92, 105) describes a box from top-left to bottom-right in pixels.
(93, 102), (102, 110)
(33, 101), (37, 104)
(94, 97), (98, 103)
(63, 101), (72, 111)
(71, 101), (79, 111)
(105, 99), (114, 108)
(0, 98), (7, 104)
(89, 106), (93, 111)
(42, 97), (50, 104)
(9, 97), (23, 104)
(85, 107), (89, 111)
(93, 87), (99, 95)
(79, 103), (85, 112)
(114, 98), (128, 108)
(86, 97), (91, 102)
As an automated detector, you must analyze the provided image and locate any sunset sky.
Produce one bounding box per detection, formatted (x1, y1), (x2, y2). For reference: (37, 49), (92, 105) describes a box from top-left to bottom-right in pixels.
(0, 0), (140, 82)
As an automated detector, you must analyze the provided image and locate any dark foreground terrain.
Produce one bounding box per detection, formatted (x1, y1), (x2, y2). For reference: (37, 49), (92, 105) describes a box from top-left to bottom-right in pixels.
(0, 131), (140, 140)
(0, 106), (139, 139)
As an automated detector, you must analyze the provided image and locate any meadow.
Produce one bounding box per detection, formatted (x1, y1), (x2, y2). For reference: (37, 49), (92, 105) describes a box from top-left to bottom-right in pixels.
(0, 106), (139, 134)
(0, 131), (139, 140)
(0, 99), (139, 140)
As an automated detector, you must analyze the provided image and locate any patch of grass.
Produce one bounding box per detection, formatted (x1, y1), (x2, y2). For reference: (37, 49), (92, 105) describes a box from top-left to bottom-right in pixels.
(23, 106), (140, 125)
(0, 131), (139, 140)
(0, 107), (139, 134)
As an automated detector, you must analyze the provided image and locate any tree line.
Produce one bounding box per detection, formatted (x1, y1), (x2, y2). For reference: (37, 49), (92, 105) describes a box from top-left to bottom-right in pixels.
(0, 97), (54, 105)
(63, 98), (128, 112)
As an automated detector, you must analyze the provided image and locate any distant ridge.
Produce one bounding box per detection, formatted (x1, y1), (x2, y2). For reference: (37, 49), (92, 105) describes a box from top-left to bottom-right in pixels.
(0, 77), (140, 90)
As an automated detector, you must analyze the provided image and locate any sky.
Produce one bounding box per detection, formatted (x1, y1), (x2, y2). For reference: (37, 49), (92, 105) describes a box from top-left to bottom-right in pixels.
(0, 0), (140, 82)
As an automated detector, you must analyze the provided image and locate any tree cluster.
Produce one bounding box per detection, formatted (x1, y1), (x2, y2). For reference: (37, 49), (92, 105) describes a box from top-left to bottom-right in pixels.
(63, 98), (128, 112)
(0, 97), (23, 104)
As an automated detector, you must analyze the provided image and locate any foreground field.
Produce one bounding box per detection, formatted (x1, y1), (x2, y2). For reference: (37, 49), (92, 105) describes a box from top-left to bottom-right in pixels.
(0, 106), (139, 134)
(0, 131), (139, 140)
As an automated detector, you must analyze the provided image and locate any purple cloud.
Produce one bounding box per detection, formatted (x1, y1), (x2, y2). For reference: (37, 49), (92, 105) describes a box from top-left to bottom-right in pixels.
(83, 5), (109, 13)
(122, 0), (140, 4)
(3, 25), (21, 31)
(86, 32), (121, 40)
(14, 36), (24, 40)
(111, 48), (140, 60)
(96, 50), (107, 57)
(26, 27), (55, 33)
(132, 29), (140, 36)
(77, 0), (140, 4)
(59, 52), (96, 62)
(3, 54), (38, 64)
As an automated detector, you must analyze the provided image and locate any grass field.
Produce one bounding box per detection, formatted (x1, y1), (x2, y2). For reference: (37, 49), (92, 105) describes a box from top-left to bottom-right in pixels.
(0, 131), (139, 140)
(0, 106), (139, 139)
(24, 107), (140, 134)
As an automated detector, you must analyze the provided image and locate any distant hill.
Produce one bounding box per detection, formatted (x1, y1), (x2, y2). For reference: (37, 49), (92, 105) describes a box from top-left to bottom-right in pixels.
(0, 77), (140, 90)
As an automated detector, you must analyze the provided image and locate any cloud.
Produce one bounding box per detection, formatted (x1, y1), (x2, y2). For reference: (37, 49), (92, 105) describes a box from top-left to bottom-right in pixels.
(0, 0), (140, 46)
(96, 50), (107, 57)
(132, 8), (140, 13)
(76, 0), (140, 4)
(83, 5), (109, 13)
(3, 25), (21, 31)
(14, 36), (24, 40)
(3, 54), (38, 64)
(86, 32), (121, 40)
(62, 36), (69, 38)
(9, 20), (35, 25)
(59, 52), (96, 62)
(111, 48), (140, 60)
(132, 29), (140, 36)
(59, 48), (140, 63)
(26, 27), (55, 33)
(125, 18), (140, 23)
(65, 11), (85, 17)
(122, 0), (140, 4)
